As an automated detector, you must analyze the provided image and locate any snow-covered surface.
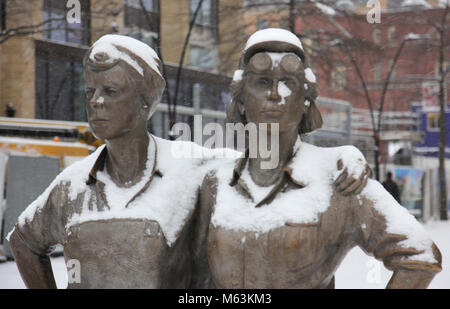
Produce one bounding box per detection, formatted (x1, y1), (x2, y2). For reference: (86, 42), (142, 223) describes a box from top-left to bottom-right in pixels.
(9, 145), (105, 240)
(10, 135), (240, 247)
(361, 180), (437, 263)
(212, 138), (437, 264)
(244, 28), (303, 52)
(233, 69), (243, 81)
(89, 34), (162, 77)
(239, 162), (276, 203)
(96, 96), (104, 104)
(267, 52), (289, 69)
(304, 68), (317, 83)
(277, 81), (291, 105)
(70, 137), (238, 246)
(401, 0), (432, 8)
(1, 220), (448, 289)
(212, 138), (364, 232)
(333, 146), (366, 181)
(404, 32), (420, 40)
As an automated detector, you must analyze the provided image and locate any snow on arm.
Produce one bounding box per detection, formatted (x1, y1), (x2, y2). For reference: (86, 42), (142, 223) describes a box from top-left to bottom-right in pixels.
(361, 179), (437, 264)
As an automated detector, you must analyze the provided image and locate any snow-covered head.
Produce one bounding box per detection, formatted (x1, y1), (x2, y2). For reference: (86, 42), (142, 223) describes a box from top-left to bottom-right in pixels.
(227, 28), (322, 134)
(83, 34), (165, 119)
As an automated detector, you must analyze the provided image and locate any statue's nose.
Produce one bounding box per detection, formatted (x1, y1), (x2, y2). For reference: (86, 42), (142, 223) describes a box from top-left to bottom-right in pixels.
(268, 80), (281, 101)
(89, 89), (103, 108)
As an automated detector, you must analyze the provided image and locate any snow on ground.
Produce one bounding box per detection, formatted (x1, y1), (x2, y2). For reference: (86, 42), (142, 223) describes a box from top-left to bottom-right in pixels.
(0, 220), (449, 289)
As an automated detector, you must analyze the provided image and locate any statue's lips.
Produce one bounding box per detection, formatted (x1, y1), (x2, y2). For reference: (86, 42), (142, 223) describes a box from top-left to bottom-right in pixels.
(261, 110), (285, 116)
(90, 119), (109, 125)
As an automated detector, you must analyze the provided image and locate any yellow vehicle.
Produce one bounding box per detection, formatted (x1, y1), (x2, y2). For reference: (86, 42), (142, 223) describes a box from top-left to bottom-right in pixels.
(0, 117), (101, 169)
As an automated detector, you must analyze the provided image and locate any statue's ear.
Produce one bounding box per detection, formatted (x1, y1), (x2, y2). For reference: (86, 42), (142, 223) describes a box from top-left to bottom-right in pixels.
(299, 101), (323, 134)
(226, 99), (246, 124)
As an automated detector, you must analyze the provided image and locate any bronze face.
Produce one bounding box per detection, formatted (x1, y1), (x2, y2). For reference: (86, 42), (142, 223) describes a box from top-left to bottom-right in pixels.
(85, 62), (148, 140)
(242, 52), (306, 133)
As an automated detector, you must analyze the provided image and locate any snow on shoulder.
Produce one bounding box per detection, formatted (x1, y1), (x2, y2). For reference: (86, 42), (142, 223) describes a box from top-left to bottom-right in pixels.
(212, 138), (363, 233)
(244, 28), (303, 52)
(90, 34), (162, 77)
(15, 145), (106, 230)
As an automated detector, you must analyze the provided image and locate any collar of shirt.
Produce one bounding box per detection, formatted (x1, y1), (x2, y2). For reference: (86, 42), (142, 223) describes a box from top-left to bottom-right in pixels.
(85, 134), (163, 208)
(229, 136), (306, 207)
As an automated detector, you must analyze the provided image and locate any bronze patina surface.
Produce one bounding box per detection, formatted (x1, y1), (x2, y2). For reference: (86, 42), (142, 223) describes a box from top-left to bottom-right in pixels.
(191, 29), (441, 289)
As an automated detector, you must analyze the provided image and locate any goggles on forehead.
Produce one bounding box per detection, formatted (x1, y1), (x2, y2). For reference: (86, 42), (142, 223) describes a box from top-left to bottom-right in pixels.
(248, 52), (303, 74)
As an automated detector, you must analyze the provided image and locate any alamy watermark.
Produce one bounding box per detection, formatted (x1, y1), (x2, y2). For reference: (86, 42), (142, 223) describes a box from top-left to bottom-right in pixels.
(67, 259), (81, 284)
(66, 0), (81, 24)
(170, 115), (280, 169)
(366, 0), (381, 24)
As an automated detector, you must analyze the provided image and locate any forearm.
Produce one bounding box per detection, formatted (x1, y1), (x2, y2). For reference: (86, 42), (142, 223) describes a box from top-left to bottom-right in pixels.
(387, 269), (438, 289)
(9, 230), (57, 289)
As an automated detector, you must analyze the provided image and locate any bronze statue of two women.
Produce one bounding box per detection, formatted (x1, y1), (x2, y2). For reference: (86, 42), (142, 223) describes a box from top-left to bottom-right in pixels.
(8, 29), (441, 289)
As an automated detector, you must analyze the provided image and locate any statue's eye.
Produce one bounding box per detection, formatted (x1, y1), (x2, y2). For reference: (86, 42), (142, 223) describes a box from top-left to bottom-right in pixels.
(105, 87), (118, 96)
(85, 88), (95, 99)
(256, 77), (271, 88)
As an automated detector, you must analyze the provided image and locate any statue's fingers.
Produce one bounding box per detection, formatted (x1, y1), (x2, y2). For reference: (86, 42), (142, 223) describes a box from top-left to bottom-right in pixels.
(334, 168), (348, 186)
(342, 171), (365, 195)
(354, 174), (369, 195)
(337, 174), (356, 192)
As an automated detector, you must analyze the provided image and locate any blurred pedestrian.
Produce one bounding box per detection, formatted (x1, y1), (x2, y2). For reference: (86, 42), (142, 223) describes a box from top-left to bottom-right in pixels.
(383, 171), (401, 204)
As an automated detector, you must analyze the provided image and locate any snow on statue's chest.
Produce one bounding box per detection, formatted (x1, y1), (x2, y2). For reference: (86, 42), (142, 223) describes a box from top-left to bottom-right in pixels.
(67, 138), (210, 247)
(212, 142), (338, 234)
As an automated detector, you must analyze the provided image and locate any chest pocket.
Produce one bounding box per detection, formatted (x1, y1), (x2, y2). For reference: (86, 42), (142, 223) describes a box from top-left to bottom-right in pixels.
(267, 222), (319, 271)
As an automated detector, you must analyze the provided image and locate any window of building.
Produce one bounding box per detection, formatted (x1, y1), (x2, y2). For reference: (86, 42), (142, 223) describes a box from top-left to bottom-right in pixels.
(373, 28), (381, 44)
(388, 26), (396, 42)
(427, 113), (440, 131)
(332, 64), (346, 90)
(189, 45), (216, 70)
(435, 59), (450, 77)
(190, 0), (218, 40)
(374, 61), (382, 81)
(124, 0), (157, 11)
(124, 0), (159, 32)
(35, 41), (87, 122)
(43, 0), (90, 46)
(257, 18), (268, 30)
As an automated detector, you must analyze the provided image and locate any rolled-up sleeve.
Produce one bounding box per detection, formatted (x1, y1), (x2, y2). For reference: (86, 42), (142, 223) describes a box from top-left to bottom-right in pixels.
(9, 182), (68, 257)
(352, 179), (441, 286)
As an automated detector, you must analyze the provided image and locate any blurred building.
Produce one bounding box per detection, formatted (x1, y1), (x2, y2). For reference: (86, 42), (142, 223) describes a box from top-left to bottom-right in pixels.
(293, 4), (450, 166)
(0, 0), (248, 139)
